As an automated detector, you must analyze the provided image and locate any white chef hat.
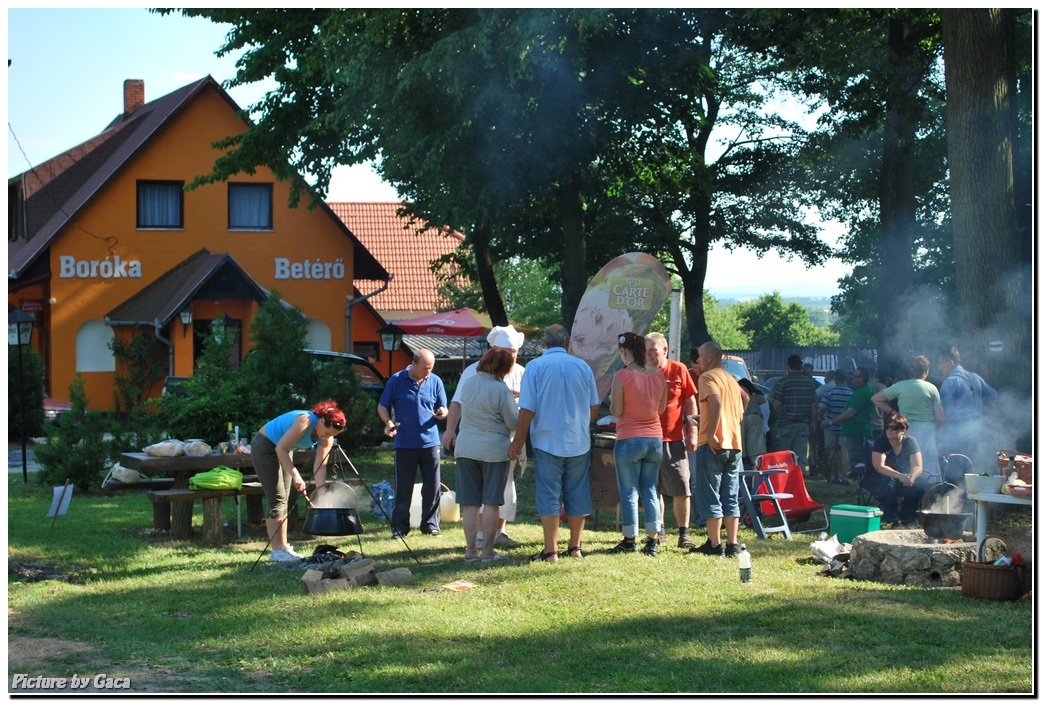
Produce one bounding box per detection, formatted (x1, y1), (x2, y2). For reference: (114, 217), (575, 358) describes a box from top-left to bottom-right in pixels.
(487, 325), (524, 350)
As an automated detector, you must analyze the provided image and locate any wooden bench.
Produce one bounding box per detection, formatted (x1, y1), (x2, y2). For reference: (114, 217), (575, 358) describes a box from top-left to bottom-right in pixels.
(147, 482), (266, 546)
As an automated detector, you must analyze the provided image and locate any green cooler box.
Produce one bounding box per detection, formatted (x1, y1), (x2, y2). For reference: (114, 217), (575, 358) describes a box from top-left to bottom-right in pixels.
(829, 504), (883, 543)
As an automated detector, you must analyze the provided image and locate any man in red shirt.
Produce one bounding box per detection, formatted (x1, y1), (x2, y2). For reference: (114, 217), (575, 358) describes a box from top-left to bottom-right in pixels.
(645, 333), (698, 549)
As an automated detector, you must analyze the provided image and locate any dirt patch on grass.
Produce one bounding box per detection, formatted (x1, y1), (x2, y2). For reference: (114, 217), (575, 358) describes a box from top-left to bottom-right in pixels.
(6, 634), (207, 693)
(7, 635), (93, 666)
(8, 560), (93, 584)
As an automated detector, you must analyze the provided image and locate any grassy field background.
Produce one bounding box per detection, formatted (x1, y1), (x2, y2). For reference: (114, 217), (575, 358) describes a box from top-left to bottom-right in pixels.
(7, 446), (1034, 694)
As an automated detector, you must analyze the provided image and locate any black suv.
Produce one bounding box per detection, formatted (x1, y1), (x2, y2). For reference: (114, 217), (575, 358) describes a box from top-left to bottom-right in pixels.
(303, 349), (387, 401)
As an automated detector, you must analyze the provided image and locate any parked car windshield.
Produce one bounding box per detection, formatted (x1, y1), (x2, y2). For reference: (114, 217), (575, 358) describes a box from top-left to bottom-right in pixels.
(720, 356), (750, 382)
(303, 349), (386, 399)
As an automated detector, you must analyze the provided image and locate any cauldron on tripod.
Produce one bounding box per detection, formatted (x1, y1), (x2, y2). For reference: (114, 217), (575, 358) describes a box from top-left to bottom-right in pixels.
(302, 481), (364, 536)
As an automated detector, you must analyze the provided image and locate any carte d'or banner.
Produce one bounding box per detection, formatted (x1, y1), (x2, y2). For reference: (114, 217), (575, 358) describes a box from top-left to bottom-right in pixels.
(569, 252), (672, 402)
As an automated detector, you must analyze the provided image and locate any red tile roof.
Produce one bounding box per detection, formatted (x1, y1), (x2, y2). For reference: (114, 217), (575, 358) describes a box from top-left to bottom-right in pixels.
(327, 202), (464, 317)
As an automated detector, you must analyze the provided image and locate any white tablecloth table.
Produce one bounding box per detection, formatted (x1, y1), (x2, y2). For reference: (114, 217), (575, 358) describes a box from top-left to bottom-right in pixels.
(966, 491), (1032, 553)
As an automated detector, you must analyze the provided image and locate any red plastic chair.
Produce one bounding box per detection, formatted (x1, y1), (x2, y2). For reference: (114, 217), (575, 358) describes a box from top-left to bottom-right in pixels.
(754, 450), (831, 535)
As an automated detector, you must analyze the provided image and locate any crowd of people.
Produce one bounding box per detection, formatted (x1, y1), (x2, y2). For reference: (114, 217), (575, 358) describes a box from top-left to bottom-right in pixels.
(256, 326), (997, 561)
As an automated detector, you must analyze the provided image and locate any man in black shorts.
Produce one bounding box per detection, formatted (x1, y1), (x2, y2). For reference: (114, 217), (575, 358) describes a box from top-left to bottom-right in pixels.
(646, 333), (698, 548)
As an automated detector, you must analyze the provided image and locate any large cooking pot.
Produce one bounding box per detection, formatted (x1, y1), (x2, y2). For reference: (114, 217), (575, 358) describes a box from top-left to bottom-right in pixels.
(917, 510), (970, 540)
(303, 482), (364, 536)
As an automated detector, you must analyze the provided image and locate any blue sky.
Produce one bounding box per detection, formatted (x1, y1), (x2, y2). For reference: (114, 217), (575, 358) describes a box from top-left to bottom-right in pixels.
(5, 8), (846, 295)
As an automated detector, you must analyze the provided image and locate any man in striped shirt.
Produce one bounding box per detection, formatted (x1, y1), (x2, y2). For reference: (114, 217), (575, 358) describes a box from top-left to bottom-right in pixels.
(818, 369), (853, 484)
(769, 355), (818, 473)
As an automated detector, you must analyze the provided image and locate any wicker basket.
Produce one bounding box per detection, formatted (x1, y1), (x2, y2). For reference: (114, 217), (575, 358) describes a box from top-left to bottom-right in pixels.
(962, 535), (1024, 601)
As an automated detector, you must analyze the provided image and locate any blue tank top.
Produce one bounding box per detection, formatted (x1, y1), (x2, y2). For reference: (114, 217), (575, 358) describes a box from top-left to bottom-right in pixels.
(263, 410), (317, 449)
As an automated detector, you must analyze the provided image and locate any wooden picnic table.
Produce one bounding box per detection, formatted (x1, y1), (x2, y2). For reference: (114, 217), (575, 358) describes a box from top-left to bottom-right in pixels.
(120, 450), (316, 539)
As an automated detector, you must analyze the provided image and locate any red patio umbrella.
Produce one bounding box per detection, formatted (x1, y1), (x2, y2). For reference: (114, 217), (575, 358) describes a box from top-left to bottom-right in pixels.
(392, 308), (489, 337)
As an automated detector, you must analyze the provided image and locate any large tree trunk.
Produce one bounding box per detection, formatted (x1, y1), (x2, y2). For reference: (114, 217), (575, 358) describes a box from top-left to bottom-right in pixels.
(557, 171), (588, 330)
(942, 9), (1027, 385)
(875, 16), (918, 376)
(681, 234), (710, 349)
(470, 224), (509, 326)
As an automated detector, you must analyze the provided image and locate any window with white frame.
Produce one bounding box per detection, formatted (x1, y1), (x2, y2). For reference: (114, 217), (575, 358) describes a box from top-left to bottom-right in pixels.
(137, 180), (184, 228)
(228, 183), (273, 229)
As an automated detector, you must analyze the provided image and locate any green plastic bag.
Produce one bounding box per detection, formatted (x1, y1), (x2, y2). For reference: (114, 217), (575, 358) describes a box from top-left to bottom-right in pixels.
(189, 466), (243, 491)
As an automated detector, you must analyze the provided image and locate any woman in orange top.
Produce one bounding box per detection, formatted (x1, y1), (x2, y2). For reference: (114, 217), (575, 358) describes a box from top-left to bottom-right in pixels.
(609, 332), (668, 556)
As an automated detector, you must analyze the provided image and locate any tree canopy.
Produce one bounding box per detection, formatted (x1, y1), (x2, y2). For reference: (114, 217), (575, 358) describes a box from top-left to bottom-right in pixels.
(168, 8), (1032, 375)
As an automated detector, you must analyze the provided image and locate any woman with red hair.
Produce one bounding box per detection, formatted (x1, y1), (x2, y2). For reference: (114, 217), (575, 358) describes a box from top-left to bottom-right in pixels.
(252, 400), (346, 561)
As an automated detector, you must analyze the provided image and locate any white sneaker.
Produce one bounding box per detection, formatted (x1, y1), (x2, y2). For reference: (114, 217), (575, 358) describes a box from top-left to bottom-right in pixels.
(476, 533), (484, 550)
(269, 548), (298, 562)
(283, 544), (303, 559)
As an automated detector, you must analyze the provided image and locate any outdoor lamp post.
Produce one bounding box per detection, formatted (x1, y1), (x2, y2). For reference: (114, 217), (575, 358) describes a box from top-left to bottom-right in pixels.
(179, 308), (193, 337)
(8, 309), (36, 484)
(379, 324), (404, 376)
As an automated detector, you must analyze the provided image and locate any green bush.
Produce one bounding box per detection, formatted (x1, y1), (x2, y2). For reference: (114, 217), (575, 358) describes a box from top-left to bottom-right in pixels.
(8, 345), (45, 440)
(107, 400), (172, 456)
(309, 356), (383, 451)
(110, 329), (168, 414)
(33, 376), (121, 492)
(160, 292), (384, 449)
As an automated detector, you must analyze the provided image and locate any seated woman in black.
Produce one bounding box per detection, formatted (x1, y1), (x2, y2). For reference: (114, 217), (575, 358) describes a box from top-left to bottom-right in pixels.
(862, 413), (926, 527)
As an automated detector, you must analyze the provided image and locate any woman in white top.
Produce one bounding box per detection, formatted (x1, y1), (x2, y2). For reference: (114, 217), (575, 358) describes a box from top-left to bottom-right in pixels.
(454, 347), (519, 563)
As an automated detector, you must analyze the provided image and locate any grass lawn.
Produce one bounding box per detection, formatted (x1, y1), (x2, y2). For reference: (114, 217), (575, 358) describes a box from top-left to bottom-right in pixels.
(7, 447), (1034, 694)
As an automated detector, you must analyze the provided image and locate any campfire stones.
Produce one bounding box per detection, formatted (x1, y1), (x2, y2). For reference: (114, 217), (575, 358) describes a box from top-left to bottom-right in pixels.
(847, 530), (979, 588)
(301, 556), (412, 594)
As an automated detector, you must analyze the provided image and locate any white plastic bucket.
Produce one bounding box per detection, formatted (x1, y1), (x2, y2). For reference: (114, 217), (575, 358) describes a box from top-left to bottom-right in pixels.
(408, 482), (461, 526)
(408, 484), (424, 528)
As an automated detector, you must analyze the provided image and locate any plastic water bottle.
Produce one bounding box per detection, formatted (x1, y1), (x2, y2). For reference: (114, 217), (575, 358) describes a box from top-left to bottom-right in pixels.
(737, 544), (752, 583)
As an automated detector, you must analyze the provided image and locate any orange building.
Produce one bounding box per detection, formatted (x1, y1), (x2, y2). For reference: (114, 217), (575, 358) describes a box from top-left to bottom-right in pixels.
(7, 77), (399, 411)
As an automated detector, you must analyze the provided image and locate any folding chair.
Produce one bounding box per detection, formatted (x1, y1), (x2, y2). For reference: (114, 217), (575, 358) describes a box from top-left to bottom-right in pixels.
(752, 450), (831, 536)
(850, 462), (878, 507)
(739, 455), (794, 540)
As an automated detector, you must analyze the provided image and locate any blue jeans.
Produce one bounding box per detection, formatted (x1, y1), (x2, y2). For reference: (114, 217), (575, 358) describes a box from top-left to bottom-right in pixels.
(862, 471), (926, 523)
(614, 437), (663, 536)
(391, 447), (441, 535)
(694, 444), (742, 520)
(533, 448), (592, 518)
(687, 450), (706, 526)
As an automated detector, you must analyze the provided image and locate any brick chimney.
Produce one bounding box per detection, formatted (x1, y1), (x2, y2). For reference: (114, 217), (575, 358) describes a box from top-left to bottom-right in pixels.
(123, 79), (145, 115)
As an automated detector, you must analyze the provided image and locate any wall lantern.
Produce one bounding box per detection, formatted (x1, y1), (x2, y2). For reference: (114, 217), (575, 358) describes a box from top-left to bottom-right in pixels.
(179, 308), (194, 337)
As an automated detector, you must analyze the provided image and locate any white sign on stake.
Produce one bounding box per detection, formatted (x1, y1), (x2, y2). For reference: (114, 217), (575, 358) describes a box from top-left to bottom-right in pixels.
(47, 481), (74, 530)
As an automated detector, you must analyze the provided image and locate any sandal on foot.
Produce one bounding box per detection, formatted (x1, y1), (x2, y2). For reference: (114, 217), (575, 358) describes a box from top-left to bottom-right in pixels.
(565, 545), (583, 558)
(529, 550), (559, 563)
(464, 554), (481, 563)
(481, 553), (507, 564)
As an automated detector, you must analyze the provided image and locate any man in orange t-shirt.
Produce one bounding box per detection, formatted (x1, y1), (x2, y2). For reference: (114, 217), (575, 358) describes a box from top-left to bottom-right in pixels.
(645, 333), (697, 549)
(689, 340), (747, 558)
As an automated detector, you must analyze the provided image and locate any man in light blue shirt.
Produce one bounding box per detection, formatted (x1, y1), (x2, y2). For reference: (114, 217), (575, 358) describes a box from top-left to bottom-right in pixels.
(937, 346), (996, 476)
(508, 324), (599, 563)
